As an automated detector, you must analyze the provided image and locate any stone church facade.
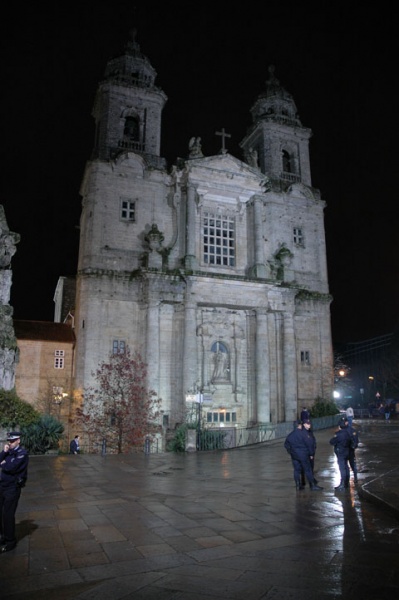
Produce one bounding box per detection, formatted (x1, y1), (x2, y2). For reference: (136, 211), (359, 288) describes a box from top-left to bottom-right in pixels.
(73, 33), (333, 432)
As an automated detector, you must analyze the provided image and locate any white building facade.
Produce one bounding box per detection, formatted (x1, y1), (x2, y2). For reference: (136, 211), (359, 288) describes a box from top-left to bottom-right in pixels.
(73, 34), (333, 431)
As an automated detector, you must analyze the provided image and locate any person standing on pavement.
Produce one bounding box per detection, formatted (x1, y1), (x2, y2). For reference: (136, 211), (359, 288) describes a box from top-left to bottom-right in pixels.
(384, 403), (390, 421)
(346, 406), (354, 426)
(329, 418), (352, 491)
(300, 406), (310, 422)
(291, 419), (306, 487)
(0, 432), (29, 553)
(284, 422), (323, 491)
(344, 416), (359, 483)
(302, 419), (318, 486)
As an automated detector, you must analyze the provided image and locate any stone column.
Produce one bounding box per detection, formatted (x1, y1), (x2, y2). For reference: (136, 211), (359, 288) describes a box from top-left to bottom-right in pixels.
(251, 196), (269, 278)
(182, 300), (198, 399)
(268, 311), (283, 422)
(255, 308), (270, 423)
(146, 298), (160, 395)
(0, 205), (20, 391)
(184, 185), (198, 270)
(282, 311), (298, 422)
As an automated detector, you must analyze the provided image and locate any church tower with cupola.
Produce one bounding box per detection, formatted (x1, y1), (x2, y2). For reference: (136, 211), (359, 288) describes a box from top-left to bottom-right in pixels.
(240, 65), (312, 187)
(73, 34), (333, 451)
(91, 28), (167, 166)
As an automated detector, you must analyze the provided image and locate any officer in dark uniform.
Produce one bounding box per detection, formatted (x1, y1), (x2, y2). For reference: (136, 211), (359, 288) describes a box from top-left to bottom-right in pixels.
(284, 422), (323, 491)
(344, 416), (359, 483)
(329, 418), (352, 491)
(302, 419), (318, 486)
(0, 431), (29, 552)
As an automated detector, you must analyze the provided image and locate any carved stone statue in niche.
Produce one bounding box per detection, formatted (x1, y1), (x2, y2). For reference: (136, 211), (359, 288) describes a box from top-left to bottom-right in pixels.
(211, 341), (229, 382)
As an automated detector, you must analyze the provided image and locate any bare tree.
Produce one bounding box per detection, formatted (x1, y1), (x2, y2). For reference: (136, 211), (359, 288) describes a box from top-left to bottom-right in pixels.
(75, 347), (160, 453)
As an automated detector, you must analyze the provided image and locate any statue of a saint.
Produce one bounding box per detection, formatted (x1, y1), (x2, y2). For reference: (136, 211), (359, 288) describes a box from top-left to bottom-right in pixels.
(188, 137), (203, 158)
(212, 349), (229, 381)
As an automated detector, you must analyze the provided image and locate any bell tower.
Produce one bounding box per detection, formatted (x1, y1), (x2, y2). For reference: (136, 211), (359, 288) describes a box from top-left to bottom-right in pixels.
(92, 29), (167, 166)
(240, 66), (312, 187)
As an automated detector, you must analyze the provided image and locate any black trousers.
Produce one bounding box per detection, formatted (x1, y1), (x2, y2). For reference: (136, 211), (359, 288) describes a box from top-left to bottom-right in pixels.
(0, 483), (21, 544)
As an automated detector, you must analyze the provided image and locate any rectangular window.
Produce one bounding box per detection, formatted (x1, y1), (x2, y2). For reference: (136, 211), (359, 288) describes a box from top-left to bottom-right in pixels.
(203, 212), (235, 267)
(300, 350), (311, 365)
(54, 350), (64, 369)
(206, 411), (237, 423)
(112, 340), (126, 354)
(120, 199), (135, 221)
(293, 227), (303, 245)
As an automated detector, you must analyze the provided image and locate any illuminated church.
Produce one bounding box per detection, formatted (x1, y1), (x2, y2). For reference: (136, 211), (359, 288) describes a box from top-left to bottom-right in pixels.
(73, 32), (333, 435)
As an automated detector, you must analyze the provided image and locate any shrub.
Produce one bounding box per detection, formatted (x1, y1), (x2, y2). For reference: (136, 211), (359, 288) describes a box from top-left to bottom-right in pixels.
(0, 389), (40, 428)
(21, 415), (64, 455)
(310, 397), (340, 418)
(167, 424), (189, 452)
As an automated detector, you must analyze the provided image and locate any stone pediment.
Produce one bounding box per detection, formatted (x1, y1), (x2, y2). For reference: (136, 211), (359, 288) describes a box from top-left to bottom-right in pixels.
(185, 153), (269, 202)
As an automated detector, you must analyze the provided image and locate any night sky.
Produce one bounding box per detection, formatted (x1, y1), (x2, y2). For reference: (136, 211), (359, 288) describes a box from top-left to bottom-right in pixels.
(1, 1), (397, 344)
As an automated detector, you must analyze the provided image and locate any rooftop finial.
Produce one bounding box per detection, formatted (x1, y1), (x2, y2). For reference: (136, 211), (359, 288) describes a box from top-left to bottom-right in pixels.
(129, 28), (138, 42)
(266, 65), (280, 88)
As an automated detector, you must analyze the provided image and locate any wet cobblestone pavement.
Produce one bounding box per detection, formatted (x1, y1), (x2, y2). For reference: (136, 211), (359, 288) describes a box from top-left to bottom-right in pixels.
(1, 420), (399, 599)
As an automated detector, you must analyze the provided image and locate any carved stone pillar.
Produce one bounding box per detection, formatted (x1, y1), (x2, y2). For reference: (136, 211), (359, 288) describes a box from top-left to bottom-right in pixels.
(282, 311), (298, 422)
(182, 300), (198, 398)
(256, 308), (270, 423)
(0, 205), (20, 391)
(250, 196), (269, 278)
(146, 298), (160, 394)
(184, 185), (198, 270)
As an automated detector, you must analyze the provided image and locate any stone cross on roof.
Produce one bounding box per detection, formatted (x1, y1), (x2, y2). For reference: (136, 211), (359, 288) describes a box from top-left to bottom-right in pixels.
(215, 128), (231, 154)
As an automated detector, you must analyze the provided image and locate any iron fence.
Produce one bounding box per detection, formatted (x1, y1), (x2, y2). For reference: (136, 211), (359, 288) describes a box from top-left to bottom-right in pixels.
(196, 426), (276, 451)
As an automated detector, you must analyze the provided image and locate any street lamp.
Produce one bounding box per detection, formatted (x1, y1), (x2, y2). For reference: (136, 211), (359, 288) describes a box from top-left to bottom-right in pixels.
(368, 376), (375, 404)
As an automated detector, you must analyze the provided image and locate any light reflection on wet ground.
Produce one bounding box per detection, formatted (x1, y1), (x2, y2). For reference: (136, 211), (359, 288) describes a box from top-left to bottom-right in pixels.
(1, 422), (399, 599)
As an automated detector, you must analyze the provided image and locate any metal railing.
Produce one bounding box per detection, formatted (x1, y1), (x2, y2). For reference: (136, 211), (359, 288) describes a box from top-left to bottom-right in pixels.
(195, 415), (342, 452)
(197, 426), (276, 451)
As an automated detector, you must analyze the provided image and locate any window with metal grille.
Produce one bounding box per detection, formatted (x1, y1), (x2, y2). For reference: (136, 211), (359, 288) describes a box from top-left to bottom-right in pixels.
(54, 350), (64, 369)
(120, 199), (135, 221)
(112, 340), (126, 354)
(203, 212), (235, 266)
(293, 227), (303, 245)
(300, 350), (311, 365)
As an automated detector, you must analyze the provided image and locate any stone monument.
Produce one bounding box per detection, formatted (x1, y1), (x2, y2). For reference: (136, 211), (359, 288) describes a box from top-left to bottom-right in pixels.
(0, 205), (20, 390)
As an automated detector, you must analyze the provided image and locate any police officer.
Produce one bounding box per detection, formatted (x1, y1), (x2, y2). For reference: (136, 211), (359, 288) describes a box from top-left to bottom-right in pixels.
(0, 431), (29, 552)
(329, 418), (352, 491)
(302, 419), (318, 486)
(284, 421), (323, 491)
(344, 416), (359, 483)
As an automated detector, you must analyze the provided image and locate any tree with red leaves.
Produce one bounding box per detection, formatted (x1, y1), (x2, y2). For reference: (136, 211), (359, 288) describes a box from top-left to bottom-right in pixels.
(75, 347), (160, 453)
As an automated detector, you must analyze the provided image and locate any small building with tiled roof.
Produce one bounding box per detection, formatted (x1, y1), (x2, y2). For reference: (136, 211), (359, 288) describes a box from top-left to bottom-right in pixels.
(14, 320), (75, 448)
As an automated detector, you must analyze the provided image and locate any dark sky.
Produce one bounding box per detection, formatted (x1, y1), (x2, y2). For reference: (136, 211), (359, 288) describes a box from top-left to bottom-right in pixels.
(1, 1), (397, 344)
